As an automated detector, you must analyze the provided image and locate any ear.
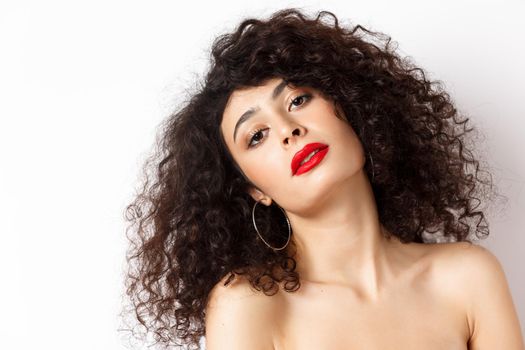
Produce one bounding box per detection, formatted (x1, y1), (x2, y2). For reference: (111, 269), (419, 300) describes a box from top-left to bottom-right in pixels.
(247, 186), (272, 206)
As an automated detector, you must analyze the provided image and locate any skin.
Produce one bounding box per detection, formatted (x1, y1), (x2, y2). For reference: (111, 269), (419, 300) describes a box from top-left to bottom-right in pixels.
(214, 77), (525, 349)
(220, 77), (401, 300)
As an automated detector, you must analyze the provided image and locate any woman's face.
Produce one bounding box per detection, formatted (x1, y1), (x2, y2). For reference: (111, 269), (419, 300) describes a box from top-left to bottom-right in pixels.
(220, 77), (366, 213)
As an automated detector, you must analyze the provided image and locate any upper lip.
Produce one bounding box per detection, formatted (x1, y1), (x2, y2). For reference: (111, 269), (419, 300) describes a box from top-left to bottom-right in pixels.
(291, 142), (329, 175)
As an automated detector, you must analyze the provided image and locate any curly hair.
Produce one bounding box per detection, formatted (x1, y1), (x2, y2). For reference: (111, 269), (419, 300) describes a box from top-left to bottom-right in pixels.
(121, 7), (505, 350)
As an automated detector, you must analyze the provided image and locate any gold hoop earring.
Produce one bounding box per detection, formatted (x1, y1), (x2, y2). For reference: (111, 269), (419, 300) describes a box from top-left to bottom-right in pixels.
(251, 200), (291, 251)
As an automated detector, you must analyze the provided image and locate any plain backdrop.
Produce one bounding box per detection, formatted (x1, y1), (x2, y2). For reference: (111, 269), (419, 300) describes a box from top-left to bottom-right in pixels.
(1, 0), (524, 349)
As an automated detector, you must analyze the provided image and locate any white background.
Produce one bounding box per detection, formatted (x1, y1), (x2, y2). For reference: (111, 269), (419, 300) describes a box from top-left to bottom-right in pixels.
(1, 0), (524, 349)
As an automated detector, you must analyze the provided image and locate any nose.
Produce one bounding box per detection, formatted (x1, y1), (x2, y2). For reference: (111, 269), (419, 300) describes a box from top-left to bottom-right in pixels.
(277, 116), (306, 146)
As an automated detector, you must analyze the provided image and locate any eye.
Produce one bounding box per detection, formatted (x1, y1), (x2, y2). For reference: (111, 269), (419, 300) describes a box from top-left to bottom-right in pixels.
(288, 93), (312, 111)
(247, 128), (268, 149)
(246, 93), (312, 149)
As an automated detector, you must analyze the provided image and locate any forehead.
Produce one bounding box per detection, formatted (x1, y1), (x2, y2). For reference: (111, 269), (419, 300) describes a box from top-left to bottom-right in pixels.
(225, 78), (286, 112)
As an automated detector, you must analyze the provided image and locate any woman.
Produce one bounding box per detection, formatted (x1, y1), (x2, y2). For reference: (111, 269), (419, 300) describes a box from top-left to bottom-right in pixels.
(122, 8), (524, 350)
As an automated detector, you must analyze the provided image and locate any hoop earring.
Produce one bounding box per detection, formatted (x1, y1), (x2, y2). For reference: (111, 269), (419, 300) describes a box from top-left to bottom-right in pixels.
(252, 200), (291, 251)
(369, 152), (375, 182)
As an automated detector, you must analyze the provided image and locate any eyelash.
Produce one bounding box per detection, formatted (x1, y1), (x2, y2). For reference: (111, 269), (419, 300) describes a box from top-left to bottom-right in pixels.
(247, 93), (312, 149)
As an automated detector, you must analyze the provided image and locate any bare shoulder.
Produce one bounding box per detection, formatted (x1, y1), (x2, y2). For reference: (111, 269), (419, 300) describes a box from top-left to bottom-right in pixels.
(424, 241), (499, 315)
(206, 273), (280, 310)
(425, 241), (489, 272)
(427, 241), (509, 292)
(205, 274), (277, 350)
(427, 241), (524, 349)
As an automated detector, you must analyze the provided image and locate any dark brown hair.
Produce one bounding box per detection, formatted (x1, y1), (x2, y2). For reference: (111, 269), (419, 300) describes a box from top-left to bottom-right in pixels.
(121, 8), (505, 349)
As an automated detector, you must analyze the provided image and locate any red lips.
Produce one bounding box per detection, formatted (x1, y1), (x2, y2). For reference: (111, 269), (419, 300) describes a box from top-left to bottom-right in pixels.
(291, 142), (329, 175)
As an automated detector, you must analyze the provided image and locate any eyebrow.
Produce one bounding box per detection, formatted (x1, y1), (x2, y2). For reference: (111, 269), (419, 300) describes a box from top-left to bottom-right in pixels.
(233, 79), (289, 143)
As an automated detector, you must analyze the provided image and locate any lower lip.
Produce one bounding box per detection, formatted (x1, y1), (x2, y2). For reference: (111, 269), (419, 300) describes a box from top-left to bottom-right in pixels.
(294, 147), (329, 176)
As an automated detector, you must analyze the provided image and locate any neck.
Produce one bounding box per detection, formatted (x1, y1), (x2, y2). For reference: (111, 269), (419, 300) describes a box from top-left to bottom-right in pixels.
(285, 169), (402, 300)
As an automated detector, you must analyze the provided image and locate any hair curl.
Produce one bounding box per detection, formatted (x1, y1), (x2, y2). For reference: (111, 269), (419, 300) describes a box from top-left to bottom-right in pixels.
(121, 7), (506, 349)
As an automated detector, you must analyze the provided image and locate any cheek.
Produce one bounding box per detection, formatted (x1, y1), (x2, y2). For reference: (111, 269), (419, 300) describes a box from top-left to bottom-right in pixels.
(333, 117), (360, 146)
(243, 152), (287, 188)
